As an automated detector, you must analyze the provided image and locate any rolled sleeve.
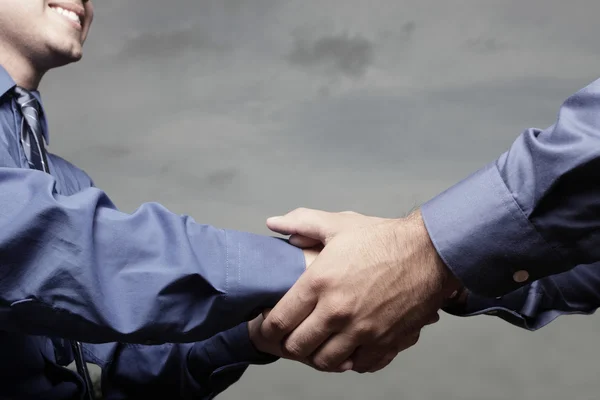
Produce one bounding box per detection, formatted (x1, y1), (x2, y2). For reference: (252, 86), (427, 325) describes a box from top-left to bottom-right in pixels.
(422, 163), (565, 297)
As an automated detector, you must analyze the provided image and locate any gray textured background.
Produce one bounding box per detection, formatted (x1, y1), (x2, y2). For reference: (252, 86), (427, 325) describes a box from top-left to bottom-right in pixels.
(44, 1), (600, 399)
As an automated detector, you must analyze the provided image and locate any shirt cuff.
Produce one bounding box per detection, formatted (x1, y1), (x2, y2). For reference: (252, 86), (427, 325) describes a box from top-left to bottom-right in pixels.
(443, 283), (559, 331)
(189, 323), (277, 375)
(187, 323), (279, 397)
(421, 161), (565, 297)
(226, 232), (306, 314)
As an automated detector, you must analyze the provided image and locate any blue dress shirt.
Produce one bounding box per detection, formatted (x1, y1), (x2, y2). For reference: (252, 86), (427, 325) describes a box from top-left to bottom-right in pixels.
(422, 78), (600, 330)
(0, 65), (305, 399)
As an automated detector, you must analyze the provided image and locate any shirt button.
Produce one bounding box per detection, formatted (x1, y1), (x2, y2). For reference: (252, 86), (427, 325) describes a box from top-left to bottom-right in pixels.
(513, 270), (529, 283)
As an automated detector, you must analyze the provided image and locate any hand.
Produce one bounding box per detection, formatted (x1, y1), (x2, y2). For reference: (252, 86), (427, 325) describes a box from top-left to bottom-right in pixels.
(248, 310), (351, 372)
(261, 208), (460, 373)
(246, 246), (321, 358)
(248, 311), (284, 357)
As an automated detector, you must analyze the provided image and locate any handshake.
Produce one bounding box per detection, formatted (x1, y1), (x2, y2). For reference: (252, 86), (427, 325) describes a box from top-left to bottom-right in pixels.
(246, 208), (462, 374)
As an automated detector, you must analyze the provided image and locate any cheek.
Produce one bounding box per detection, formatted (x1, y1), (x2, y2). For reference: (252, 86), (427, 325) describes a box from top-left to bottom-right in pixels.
(85, 2), (95, 21)
(0, 2), (32, 23)
(0, 6), (39, 42)
(81, 3), (94, 41)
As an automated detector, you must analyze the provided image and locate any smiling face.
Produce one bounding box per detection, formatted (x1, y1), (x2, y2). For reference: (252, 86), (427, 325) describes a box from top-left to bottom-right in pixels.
(0, 0), (94, 71)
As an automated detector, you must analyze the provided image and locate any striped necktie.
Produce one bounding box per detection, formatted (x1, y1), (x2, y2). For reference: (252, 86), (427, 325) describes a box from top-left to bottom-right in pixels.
(13, 86), (50, 173)
(13, 86), (94, 399)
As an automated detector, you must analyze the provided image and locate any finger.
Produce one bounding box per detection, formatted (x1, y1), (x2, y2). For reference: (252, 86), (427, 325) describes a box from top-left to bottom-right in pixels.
(366, 352), (397, 373)
(338, 359), (354, 372)
(267, 208), (335, 241)
(261, 276), (318, 341)
(309, 331), (359, 372)
(281, 309), (336, 360)
(352, 333), (419, 373)
(396, 332), (420, 352)
(350, 346), (389, 373)
(299, 358), (351, 373)
(425, 312), (440, 325)
(289, 234), (322, 248)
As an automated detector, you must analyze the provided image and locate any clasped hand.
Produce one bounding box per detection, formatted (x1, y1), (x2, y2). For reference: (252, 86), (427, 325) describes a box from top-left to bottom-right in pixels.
(248, 208), (460, 373)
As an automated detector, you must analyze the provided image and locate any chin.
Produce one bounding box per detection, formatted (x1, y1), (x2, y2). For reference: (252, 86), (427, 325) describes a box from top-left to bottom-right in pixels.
(65, 49), (83, 63)
(45, 45), (84, 69)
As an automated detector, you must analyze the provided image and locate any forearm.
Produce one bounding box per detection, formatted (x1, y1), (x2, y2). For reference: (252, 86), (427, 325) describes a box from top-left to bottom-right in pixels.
(85, 323), (276, 400)
(0, 167), (305, 343)
(422, 78), (600, 297)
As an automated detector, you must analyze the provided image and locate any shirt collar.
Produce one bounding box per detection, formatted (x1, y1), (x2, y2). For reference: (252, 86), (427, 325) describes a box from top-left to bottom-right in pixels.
(0, 64), (14, 99)
(0, 64), (50, 144)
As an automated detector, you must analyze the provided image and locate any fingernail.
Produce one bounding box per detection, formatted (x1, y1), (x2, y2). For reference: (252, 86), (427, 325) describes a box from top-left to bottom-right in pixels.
(340, 360), (353, 371)
(267, 216), (282, 222)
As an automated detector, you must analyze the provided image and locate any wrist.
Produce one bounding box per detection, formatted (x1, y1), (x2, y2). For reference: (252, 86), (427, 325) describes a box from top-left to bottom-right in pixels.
(403, 209), (461, 296)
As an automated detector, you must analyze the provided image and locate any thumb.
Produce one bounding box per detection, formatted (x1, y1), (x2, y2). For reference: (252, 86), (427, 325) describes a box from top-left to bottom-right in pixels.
(267, 208), (338, 243)
(289, 234), (321, 248)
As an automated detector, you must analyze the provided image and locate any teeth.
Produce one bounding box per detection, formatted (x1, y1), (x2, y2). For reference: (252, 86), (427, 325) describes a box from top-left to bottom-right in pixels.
(50, 6), (82, 25)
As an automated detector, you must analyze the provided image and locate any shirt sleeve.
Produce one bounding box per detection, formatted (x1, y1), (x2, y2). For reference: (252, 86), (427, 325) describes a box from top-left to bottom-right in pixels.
(421, 78), (600, 297)
(443, 262), (600, 331)
(0, 167), (306, 344)
(84, 323), (277, 400)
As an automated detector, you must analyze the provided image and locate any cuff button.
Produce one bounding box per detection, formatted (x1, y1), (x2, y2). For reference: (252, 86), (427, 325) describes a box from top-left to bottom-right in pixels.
(512, 270), (529, 283)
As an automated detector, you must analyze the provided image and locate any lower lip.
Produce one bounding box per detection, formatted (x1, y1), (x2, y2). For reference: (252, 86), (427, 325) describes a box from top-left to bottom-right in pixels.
(49, 8), (82, 30)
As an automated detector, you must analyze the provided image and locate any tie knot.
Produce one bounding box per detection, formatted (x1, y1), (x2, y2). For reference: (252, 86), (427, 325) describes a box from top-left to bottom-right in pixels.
(13, 86), (41, 114)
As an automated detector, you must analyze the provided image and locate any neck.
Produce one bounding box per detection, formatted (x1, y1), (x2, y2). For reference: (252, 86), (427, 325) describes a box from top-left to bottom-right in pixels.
(0, 44), (45, 90)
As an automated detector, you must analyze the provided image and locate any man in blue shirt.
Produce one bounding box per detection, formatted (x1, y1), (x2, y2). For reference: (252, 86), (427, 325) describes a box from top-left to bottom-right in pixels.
(0, 1), (320, 399)
(258, 52), (600, 374)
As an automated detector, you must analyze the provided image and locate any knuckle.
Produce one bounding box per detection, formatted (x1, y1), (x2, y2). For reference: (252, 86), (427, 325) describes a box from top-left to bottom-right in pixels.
(323, 301), (353, 326)
(289, 207), (309, 218)
(376, 334), (395, 348)
(365, 323), (389, 341)
(312, 356), (335, 371)
(306, 273), (329, 291)
(296, 287), (317, 307)
(352, 322), (376, 340)
(283, 341), (305, 359)
(264, 313), (289, 335)
(340, 210), (358, 215)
